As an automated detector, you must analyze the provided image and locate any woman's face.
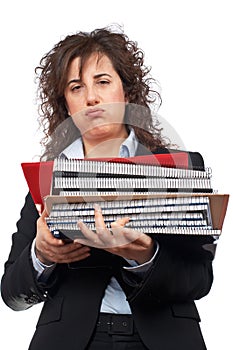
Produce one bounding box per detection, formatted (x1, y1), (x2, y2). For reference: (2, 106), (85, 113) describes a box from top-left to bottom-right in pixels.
(64, 53), (128, 144)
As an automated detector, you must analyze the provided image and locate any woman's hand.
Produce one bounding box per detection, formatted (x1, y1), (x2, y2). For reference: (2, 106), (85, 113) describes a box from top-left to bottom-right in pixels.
(75, 204), (155, 265)
(35, 210), (91, 265)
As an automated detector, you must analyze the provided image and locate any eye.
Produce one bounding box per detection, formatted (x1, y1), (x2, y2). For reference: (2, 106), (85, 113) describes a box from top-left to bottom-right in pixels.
(71, 84), (82, 91)
(97, 80), (110, 85)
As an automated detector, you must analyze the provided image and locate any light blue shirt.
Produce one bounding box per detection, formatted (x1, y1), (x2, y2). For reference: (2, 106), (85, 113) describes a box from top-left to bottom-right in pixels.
(31, 129), (158, 314)
(61, 127), (138, 159)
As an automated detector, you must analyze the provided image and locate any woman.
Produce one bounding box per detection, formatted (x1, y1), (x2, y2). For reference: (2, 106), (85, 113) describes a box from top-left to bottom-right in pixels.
(1, 26), (215, 350)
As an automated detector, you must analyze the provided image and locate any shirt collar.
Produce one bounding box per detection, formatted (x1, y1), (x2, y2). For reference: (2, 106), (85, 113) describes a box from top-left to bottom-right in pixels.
(60, 128), (138, 159)
(119, 128), (138, 158)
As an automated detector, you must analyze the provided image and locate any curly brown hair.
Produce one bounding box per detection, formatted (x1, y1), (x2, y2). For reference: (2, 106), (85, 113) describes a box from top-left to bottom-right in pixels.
(35, 25), (169, 160)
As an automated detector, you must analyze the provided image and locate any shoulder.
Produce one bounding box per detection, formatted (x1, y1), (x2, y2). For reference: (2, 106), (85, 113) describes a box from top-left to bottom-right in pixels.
(135, 144), (205, 170)
(158, 148), (205, 170)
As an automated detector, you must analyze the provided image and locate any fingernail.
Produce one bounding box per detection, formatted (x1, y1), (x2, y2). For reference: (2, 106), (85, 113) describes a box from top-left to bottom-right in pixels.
(77, 219), (83, 227)
(94, 203), (102, 212)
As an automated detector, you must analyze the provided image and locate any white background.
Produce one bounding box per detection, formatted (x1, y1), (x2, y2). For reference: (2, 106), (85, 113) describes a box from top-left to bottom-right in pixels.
(0, 0), (232, 349)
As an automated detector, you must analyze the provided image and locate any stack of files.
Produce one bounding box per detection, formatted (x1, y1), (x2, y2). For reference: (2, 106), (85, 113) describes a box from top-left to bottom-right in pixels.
(41, 154), (229, 241)
(21, 152), (191, 206)
(45, 193), (229, 241)
(50, 156), (213, 196)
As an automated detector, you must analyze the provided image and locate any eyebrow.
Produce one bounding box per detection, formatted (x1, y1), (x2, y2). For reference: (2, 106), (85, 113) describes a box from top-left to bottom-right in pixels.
(67, 73), (112, 86)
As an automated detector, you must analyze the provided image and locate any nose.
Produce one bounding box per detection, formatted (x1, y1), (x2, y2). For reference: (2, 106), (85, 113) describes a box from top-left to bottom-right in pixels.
(86, 85), (100, 106)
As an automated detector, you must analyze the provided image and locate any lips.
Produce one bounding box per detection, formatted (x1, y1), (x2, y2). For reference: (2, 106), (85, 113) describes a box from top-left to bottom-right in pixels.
(85, 108), (105, 118)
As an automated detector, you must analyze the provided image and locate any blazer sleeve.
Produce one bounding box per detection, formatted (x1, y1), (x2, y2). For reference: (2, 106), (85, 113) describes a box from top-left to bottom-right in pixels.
(1, 193), (55, 311)
(123, 233), (215, 305)
(122, 150), (216, 304)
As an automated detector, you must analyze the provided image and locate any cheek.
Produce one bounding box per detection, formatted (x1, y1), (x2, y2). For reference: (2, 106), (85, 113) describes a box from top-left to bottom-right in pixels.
(110, 88), (126, 103)
(66, 100), (83, 115)
(71, 112), (85, 132)
(65, 92), (84, 115)
(104, 82), (126, 103)
(104, 102), (126, 123)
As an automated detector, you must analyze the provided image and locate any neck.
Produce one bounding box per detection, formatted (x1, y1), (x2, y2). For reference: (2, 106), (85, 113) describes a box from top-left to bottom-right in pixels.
(84, 136), (127, 158)
(82, 125), (128, 158)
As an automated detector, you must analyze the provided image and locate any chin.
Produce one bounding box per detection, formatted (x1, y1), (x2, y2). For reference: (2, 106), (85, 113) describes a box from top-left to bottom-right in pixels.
(84, 125), (114, 138)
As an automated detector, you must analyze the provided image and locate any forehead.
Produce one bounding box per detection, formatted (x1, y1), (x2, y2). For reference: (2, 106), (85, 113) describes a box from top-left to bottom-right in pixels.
(68, 53), (115, 78)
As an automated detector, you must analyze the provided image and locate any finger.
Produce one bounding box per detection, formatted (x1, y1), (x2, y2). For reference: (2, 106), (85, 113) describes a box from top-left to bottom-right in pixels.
(111, 217), (130, 228)
(112, 226), (143, 246)
(47, 244), (91, 264)
(58, 243), (90, 256)
(110, 217), (130, 241)
(77, 220), (98, 241)
(74, 238), (89, 246)
(122, 227), (144, 240)
(94, 204), (115, 242)
(37, 225), (64, 252)
(76, 220), (112, 248)
(94, 203), (106, 228)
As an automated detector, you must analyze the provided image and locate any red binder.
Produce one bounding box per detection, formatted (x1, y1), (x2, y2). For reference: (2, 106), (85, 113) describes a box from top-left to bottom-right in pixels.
(21, 160), (54, 208)
(21, 152), (189, 207)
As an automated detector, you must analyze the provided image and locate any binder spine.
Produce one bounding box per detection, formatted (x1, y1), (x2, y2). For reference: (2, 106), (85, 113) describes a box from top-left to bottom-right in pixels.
(46, 195), (218, 238)
(45, 156), (223, 240)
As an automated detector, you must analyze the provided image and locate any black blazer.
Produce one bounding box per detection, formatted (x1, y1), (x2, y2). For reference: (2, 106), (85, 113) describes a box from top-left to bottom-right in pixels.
(1, 147), (215, 350)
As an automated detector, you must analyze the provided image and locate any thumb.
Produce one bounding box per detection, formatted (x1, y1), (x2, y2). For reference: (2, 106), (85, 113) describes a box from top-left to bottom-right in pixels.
(40, 208), (49, 220)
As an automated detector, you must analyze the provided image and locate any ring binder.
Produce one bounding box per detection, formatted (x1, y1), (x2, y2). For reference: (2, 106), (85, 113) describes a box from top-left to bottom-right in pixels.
(21, 152), (229, 240)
